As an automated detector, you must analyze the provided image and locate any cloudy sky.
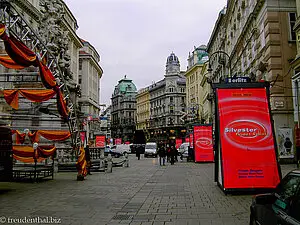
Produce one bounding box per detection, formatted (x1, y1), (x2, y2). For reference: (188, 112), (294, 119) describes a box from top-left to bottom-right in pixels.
(64, 0), (227, 106)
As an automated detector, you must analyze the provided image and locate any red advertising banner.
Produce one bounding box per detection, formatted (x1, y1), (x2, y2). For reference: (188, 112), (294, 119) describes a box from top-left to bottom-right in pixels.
(193, 125), (214, 162)
(95, 135), (106, 148)
(185, 137), (189, 143)
(115, 138), (122, 145)
(80, 131), (86, 145)
(189, 133), (194, 148)
(216, 87), (280, 190)
(175, 138), (182, 149)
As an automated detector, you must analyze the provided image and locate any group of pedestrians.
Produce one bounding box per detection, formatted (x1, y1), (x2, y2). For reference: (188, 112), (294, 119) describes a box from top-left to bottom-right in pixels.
(157, 141), (178, 166)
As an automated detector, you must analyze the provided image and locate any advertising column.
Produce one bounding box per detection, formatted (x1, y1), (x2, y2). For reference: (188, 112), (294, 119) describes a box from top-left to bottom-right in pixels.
(95, 135), (106, 148)
(193, 125), (214, 162)
(214, 83), (281, 192)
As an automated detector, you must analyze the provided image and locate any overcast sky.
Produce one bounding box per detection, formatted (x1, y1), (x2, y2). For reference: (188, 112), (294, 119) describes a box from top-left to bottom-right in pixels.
(64, 0), (227, 106)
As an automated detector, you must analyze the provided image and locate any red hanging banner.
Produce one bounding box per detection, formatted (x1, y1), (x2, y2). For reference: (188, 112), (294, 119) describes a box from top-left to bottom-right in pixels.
(175, 138), (182, 149)
(193, 125), (214, 162)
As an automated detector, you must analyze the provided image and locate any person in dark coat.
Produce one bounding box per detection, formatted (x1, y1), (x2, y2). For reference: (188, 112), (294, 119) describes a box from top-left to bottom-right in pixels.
(136, 145), (141, 160)
(169, 145), (176, 165)
(85, 145), (92, 175)
(157, 141), (166, 166)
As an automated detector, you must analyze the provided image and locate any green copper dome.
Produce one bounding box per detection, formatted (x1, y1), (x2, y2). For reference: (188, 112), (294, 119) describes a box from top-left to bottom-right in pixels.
(113, 75), (137, 96)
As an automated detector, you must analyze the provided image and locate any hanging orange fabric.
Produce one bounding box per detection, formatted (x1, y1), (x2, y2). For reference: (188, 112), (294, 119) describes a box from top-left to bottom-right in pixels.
(0, 55), (25, 69)
(76, 146), (87, 177)
(37, 145), (56, 158)
(19, 89), (56, 102)
(0, 24), (38, 67)
(12, 145), (55, 163)
(38, 130), (71, 141)
(38, 61), (57, 89)
(12, 146), (34, 158)
(15, 130), (26, 144)
(54, 86), (69, 120)
(3, 89), (56, 109)
(4, 89), (19, 109)
(13, 155), (45, 163)
(28, 131), (39, 143)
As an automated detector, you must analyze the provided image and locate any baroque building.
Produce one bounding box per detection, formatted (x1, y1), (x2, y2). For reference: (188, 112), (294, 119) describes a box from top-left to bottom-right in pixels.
(111, 76), (137, 143)
(207, 0), (297, 149)
(141, 52), (186, 141)
(0, 0), (83, 133)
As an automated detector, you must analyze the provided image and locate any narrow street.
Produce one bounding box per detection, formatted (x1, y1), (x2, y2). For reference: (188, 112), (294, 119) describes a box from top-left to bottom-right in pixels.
(0, 156), (296, 225)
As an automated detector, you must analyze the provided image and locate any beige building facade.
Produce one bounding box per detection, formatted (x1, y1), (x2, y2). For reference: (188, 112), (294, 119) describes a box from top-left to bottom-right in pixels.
(185, 45), (213, 124)
(207, 0), (297, 146)
(78, 39), (103, 137)
(136, 87), (150, 131)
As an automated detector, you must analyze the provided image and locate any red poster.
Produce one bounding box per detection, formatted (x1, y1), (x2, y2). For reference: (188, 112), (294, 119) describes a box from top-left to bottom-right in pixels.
(95, 135), (106, 148)
(175, 138), (182, 149)
(217, 87), (280, 189)
(185, 137), (189, 143)
(194, 125), (214, 162)
(189, 133), (194, 148)
(80, 131), (86, 145)
(115, 138), (122, 145)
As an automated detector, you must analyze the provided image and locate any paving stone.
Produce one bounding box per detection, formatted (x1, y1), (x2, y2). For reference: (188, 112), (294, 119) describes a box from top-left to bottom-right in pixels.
(0, 155), (296, 225)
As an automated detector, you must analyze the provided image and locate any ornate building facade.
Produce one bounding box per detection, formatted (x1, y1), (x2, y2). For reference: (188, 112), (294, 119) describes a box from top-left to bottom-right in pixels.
(78, 39), (103, 141)
(140, 52), (186, 141)
(136, 87), (150, 132)
(207, 0), (297, 147)
(185, 45), (211, 124)
(111, 76), (137, 143)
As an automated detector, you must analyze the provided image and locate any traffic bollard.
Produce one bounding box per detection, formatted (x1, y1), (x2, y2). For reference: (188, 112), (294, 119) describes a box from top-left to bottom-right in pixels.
(99, 148), (105, 171)
(106, 154), (112, 173)
(124, 152), (129, 167)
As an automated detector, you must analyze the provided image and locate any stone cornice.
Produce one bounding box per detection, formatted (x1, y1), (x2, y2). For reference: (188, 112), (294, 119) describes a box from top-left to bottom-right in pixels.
(185, 63), (203, 76)
(13, 0), (41, 22)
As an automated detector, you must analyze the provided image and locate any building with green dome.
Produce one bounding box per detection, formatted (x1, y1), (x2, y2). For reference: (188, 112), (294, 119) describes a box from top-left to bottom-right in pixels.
(111, 75), (137, 143)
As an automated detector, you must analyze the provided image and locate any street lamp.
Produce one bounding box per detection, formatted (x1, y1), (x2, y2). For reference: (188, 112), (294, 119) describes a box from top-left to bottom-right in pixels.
(207, 50), (231, 82)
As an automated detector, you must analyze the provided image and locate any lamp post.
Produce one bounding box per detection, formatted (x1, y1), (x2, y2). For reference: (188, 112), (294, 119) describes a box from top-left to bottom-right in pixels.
(207, 50), (231, 82)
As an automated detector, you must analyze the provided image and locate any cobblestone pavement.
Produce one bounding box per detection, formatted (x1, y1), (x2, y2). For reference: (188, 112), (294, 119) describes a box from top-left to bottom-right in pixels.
(0, 155), (297, 225)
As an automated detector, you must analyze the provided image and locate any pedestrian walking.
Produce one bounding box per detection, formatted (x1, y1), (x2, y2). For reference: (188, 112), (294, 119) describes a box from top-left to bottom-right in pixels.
(170, 145), (176, 165)
(85, 145), (92, 175)
(136, 145), (141, 160)
(157, 141), (166, 166)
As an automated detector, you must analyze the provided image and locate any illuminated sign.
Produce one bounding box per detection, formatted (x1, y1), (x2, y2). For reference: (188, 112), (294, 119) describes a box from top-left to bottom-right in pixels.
(95, 135), (106, 148)
(176, 138), (182, 149)
(193, 125), (214, 162)
(216, 86), (280, 191)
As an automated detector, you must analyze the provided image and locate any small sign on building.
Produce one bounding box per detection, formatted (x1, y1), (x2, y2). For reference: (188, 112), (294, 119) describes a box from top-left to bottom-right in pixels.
(225, 77), (251, 83)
